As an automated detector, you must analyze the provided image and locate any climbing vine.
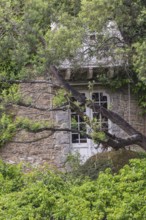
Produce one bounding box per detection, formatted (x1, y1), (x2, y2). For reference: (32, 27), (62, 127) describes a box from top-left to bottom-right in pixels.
(97, 71), (146, 114)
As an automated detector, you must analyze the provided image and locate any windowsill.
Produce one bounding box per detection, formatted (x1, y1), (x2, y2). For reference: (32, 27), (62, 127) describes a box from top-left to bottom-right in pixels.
(72, 144), (88, 148)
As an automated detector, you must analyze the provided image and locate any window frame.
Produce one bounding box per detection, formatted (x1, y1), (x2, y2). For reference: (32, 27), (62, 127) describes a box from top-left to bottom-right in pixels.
(70, 90), (110, 149)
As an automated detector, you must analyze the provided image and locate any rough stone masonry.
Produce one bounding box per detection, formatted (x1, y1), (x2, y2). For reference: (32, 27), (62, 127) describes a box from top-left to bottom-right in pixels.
(0, 79), (145, 166)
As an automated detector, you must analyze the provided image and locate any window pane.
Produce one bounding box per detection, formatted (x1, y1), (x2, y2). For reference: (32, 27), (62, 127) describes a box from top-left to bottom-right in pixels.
(72, 134), (79, 143)
(71, 114), (78, 121)
(71, 92), (108, 144)
(79, 123), (86, 132)
(93, 112), (100, 118)
(101, 102), (107, 108)
(92, 93), (99, 102)
(100, 93), (103, 101)
(79, 116), (84, 123)
(102, 95), (107, 102)
(92, 92), (108, 132)
(71, 93), (87, 144)
(80, 137), (87, 143)
(80, 133), (87, 143)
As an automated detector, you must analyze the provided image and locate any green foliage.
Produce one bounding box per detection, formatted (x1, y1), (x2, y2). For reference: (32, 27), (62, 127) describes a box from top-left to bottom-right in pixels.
(80, 0), (146, 43)
(96, 73), (131, 91)
(0, 0), (83, 79)
(0, 0), (145, 84)
(79, 0), (146, 111)
(15, 117), (50, 132)
(0, 82), (52, 147)
(0, 160), (24, 195)
(77, 150), (146, 179)
(132, 81), (146, 113)
(133, 41), (146, 81)
(0, 84), (21, 104)
(65, 152), (82, 172)
(53, 0), (81, 16)
(53, 89), (67, 106)
(0, 114), (51, 147)
(0, 114), (16, 146)
(91, 131), (107, 143)
(0, 0), (52, 79)
(0, 158), (146, 219)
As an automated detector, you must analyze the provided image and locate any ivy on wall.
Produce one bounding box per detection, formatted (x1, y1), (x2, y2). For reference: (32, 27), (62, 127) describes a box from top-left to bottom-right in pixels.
(97, 71), (146, 114)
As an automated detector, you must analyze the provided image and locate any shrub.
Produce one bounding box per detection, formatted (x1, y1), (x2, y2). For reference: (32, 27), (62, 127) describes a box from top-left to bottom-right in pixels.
(0, 158), (146, 219)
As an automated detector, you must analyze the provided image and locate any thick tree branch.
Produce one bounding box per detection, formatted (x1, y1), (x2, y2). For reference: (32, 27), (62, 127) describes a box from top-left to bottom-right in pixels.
(50, 65), (136, 134)
(50, 65), (146, 151)
(104, 133), (142, 150)
(50, 66), (86, 103)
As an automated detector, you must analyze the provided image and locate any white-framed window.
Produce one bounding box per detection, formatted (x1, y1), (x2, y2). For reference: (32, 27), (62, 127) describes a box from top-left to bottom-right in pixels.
(71, 93), (87, 144)
(91, 92), (108, 131)
(71, 91), (109, 148)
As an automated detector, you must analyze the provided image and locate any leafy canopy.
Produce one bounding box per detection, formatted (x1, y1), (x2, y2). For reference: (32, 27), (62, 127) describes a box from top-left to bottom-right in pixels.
(0, 0), (145, 80)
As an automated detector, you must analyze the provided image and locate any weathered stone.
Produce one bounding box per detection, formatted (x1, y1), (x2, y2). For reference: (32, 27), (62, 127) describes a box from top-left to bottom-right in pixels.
(0, 81), (146, 165)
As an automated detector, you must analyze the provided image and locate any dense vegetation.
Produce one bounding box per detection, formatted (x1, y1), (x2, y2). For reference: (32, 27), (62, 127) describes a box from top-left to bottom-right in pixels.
(0, 158), (146, 220)
(0, 0), (145, 147)
(0, 2), (146, 218)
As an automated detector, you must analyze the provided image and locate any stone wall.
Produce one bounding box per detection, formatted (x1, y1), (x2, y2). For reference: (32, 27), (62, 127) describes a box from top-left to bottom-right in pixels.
(109, 86), (146, 137)
(0, 82), (145, 165)
(0, 81), (70, 166)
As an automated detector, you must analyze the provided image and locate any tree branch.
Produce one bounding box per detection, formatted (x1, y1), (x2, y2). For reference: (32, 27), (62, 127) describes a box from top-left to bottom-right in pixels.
(0, 79), (52, 84)
(11, 132), (54, 144)
(16, 101), (69, 112)
(50, 65), (146, 151)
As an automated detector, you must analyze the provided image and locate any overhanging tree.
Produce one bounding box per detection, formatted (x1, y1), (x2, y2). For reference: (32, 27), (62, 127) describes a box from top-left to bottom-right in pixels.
(0, 0), (146, 151)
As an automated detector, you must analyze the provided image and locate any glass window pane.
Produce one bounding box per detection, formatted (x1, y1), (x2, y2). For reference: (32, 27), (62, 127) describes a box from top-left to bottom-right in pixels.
(92, 92), (108, 132)
(71, 93), (86, 144)
(102, 95), (107, 102)
(71, 92), (108, 144)
(93, 113), (100, 119)
(92, 93), (99, 102)
(101, 102), (107, 108)
(80, 138), (87, 143)
(79, 116), (84, 122)
(72, 134), (79, 143)
(71, 123), (78, 130)
(100, 93), (103, 101)
(71, 114), (78, 121)
(80, 134), (87, 143)
(79, 123), (86, 132)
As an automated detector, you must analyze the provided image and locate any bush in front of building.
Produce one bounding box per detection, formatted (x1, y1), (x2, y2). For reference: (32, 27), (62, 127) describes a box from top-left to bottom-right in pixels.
(0, 158), (146, 219)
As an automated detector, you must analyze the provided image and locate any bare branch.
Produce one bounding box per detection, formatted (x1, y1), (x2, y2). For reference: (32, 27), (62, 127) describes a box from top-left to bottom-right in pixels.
(11, 132), (54, 144)
(15, 101), (69, 112)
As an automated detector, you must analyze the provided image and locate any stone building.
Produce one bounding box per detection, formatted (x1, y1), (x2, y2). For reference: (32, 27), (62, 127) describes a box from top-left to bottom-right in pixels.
(0, 23), (145, 165)
(0, 68), (145, 166)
